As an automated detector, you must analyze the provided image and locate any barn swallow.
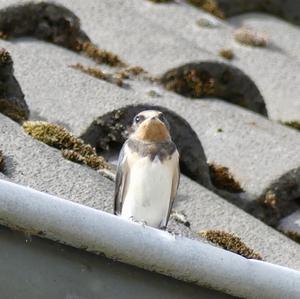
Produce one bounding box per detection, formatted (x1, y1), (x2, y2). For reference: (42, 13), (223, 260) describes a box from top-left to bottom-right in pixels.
(114, 110), (180, 229)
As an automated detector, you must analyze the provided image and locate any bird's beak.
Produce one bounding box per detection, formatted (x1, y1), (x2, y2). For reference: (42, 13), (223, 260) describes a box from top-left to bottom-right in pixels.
(150, 116), (159, 122)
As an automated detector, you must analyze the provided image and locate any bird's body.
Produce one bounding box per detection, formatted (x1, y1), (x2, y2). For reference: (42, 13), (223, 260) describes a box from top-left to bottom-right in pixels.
(114, 110), (180, 229)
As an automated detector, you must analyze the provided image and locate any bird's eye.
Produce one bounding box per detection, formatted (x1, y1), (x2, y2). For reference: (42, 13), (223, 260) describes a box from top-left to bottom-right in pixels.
(134, 115), (140, 123)
(158, 113), (166, 123)
(158, 113), (170, 129)
(134, 115), (144, 124)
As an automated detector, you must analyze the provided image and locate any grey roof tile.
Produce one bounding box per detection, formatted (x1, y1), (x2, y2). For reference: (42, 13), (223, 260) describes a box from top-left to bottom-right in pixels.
(0, 0), (299, 275)
(176, 176), (300, 270)
(1, 29), (300, 224)
(0, 114), (114, 211)
(278, 209), (300, 240)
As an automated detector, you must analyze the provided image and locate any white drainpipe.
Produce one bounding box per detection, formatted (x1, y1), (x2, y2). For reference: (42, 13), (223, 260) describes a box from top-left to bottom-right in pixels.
(0, 179), (299, 299)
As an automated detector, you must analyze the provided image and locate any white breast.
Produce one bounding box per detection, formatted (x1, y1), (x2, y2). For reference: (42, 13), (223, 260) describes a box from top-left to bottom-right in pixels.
(121, 154), (176, 228)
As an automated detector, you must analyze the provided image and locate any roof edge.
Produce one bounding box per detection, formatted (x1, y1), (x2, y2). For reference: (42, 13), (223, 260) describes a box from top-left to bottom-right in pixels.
(0, 179), (299, 298)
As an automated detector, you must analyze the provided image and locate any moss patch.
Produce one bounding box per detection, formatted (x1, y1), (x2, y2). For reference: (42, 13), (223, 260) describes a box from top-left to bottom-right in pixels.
(78, 41), (126, 67)
(70, 63), (123, 87)
(284, 231), (300, 244)
(71, 63), (156, 86)
(162, 67), (216, 98)
(188, 0), (225, 19)
(200, 230), (262, 260)
(256, 175), (300, 226)
(219, 48), (234, 60)
(0, 3), (126, 68)
(160, 62), (268, 116)
(0, 2), (90, 51)
(283, 121), (300, 131)
(187, 0), (300, 26)
(234, 27), (268, 47)
(0, 150), (4, 171)
(209, 163), (244, 193)
(23, 121), (110, 170)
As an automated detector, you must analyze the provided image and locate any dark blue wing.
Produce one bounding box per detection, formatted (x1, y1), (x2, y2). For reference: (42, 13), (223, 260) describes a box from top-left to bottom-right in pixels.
(114, 141), (128, 215)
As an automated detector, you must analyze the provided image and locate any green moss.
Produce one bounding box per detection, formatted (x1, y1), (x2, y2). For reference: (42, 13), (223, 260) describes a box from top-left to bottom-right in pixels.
(219, 48), (234, 60)
(200, 230), (262, 260)
(209, 163), (243, 193)
(188, 0), (225, 19)
(71, 63), (157, 88)
(162, 67), (216, 98)
(0, 150), (4, 171)
(282, 121), (300, 131)
(284, 231), (300, 244)
(23, 121), (110, 170)
(234, 27), (268, 47)
(78, 41), (126, 67)
(70, 63), (123, 87)
(115, 66), (145, 79)
(160, 62), (268, 116)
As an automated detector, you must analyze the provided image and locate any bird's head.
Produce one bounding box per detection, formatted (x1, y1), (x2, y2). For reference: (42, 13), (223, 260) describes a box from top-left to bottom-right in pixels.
(130, 110), (171, 143)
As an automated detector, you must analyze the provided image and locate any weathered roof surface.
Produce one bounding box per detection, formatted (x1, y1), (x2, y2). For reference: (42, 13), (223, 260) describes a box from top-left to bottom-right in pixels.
(0, 114), (114, 210)
(1, 179), (299, 299)
(0, 0), (300, 285)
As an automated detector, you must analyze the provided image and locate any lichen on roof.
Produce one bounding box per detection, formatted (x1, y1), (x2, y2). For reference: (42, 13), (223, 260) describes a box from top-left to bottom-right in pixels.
(160, 62), (268, 117)
(200, 230), (262, 260)
(22, 121), (110, 170)
(161, 66), (216, 98)
(187, 0), (300, 26)
(70, 63), (124, 87)
(218, 49), (234, 60)
(78, 41), (126, 67)
(234, 27), (268, 47)
(284, 231), (300, 245)
(209, 163), (244, 193)
(0, 2), (126, 68)
(283, 121), (300, 131)
(188, 0), (225, 19)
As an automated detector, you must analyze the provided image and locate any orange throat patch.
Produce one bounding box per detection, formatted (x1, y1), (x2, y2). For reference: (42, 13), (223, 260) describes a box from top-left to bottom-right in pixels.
(133, 120), (170, 142)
